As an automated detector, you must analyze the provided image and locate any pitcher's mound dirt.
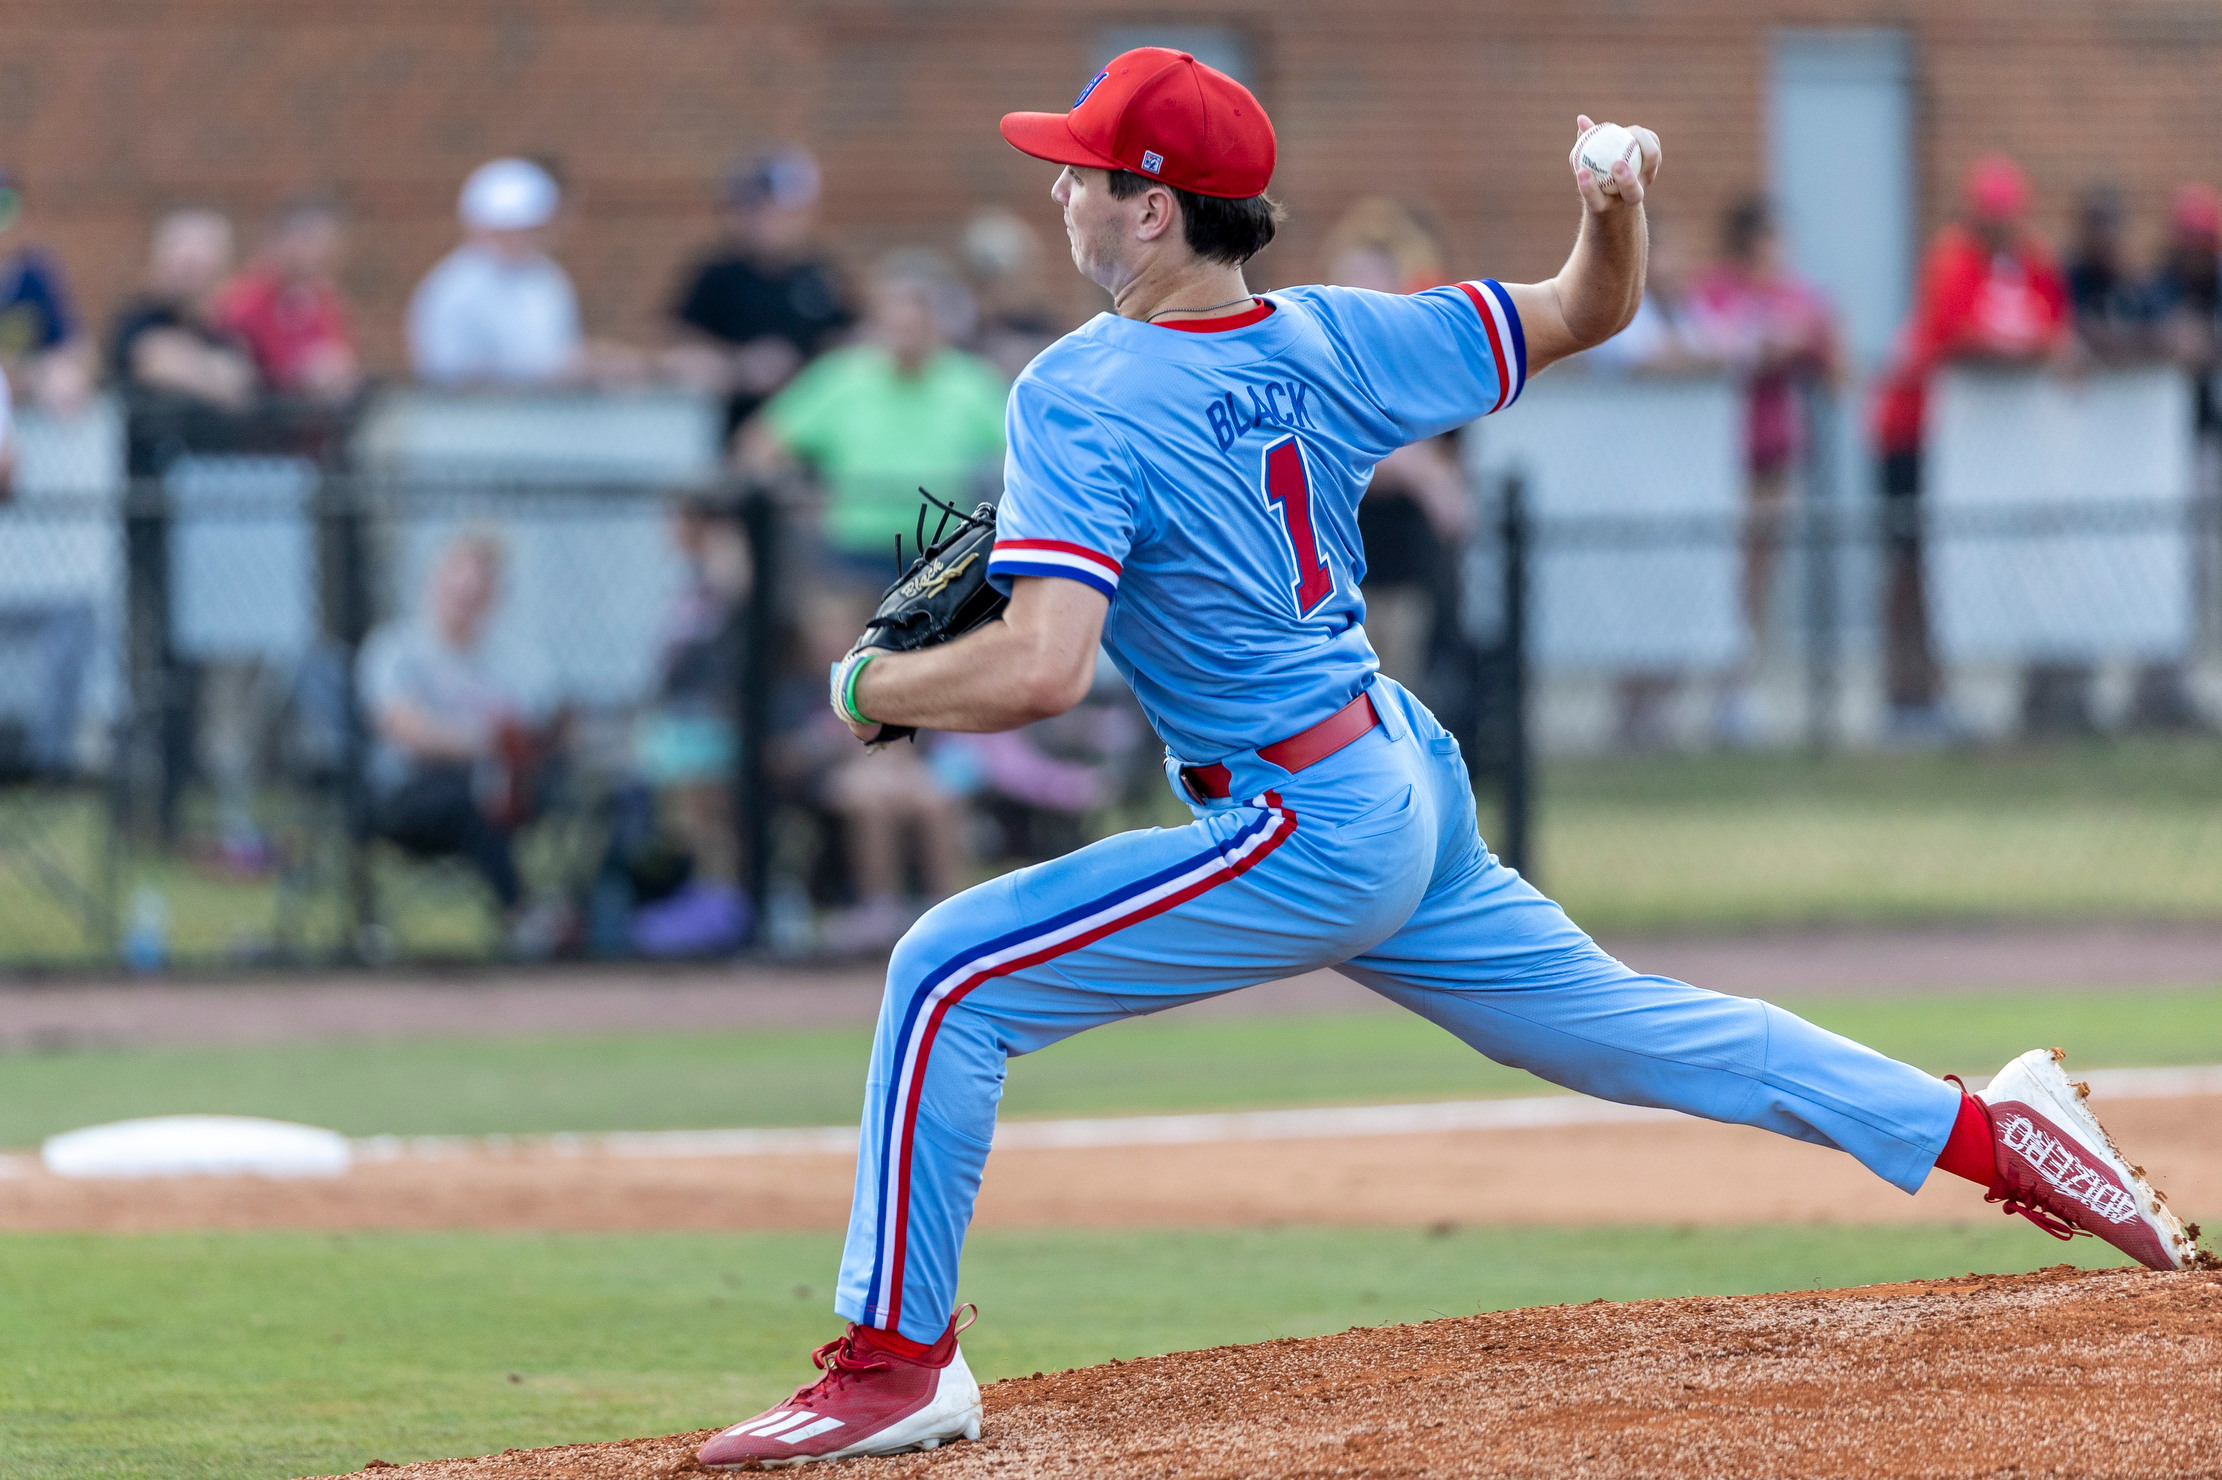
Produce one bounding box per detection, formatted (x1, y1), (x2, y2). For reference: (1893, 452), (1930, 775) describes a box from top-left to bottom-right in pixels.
(312, 1265), (2221, 1480)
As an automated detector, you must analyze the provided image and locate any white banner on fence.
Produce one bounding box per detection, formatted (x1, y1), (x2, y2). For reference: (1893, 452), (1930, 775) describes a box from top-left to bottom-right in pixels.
(1928, 367), (2194, 663)
(0, 399), (127, 755)
(0, 400), (123, 609)
(166, 455), (320, 662)
(1466, 372), (1744, 672)
(357, 390), (723, 707)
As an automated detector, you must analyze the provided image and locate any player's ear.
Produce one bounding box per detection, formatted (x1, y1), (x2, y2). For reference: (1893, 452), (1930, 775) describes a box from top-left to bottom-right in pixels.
(1133, 183), (1181, 246)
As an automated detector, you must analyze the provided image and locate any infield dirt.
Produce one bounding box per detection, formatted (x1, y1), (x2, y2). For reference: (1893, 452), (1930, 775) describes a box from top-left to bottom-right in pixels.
(307, 1265), (2221, 1480)
(8, 1093), (2216, 1235)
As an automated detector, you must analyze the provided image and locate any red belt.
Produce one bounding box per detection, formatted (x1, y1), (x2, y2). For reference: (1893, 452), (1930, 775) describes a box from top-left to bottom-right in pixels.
(1179, 692), (1382, 801)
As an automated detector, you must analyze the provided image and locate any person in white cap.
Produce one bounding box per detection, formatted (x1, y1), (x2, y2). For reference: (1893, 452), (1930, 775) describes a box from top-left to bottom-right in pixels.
(407, 158), (588, 387)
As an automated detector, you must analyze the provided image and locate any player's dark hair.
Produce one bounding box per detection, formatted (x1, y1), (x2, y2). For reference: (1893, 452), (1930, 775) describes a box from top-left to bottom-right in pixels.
(1105, 170), (1284, 266)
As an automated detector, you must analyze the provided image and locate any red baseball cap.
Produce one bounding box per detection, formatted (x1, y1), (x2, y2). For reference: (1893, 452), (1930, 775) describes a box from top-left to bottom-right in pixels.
(1964, 154), (2030, 222)
(2173, 183), (2222, 242)
(1000, 47), (1275, 199)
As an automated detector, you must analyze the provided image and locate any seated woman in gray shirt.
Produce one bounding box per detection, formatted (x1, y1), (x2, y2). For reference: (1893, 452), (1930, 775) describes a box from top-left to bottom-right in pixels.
(357, 529), (561, 949)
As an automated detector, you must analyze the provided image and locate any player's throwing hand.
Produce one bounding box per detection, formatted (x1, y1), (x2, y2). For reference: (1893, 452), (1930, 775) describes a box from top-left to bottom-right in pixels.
(1570, 114), (1663, 212)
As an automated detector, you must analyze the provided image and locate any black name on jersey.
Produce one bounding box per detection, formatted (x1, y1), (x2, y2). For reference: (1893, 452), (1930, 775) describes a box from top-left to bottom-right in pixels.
(1204, 379), (1315, 453)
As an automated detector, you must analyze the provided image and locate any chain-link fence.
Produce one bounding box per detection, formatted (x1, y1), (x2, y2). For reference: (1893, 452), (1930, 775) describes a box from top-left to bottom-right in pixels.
(0, 390), (769, 971)
(0, 386), (1188, 972)
(1465, 366), (2222, 756)
(0, 373), (2212, 970)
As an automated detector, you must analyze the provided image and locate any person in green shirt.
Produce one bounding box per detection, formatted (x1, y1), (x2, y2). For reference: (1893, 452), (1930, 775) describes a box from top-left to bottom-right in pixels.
(739, 250), (1008, 953)
(742, 249), (1009, 583)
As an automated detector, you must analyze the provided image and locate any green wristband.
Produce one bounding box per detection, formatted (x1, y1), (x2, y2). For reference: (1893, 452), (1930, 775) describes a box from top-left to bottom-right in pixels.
(839, 651), (877, 727)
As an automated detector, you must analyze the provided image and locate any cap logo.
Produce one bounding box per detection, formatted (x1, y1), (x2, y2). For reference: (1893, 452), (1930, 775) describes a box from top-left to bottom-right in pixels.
(1073, 70), (1109, 109)
(1140, 150), (1164, 175)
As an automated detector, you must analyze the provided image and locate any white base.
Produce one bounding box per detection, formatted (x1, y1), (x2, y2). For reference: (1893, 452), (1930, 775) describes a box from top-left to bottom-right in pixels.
(42, 1116), (351, 1179)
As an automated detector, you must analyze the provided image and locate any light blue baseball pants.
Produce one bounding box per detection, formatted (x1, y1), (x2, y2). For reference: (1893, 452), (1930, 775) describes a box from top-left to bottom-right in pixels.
(836, 678), (1962, 1343)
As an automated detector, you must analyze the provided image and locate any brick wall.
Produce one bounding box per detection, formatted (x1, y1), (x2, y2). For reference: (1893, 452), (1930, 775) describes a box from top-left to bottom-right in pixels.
(2, 0), (2218, 373)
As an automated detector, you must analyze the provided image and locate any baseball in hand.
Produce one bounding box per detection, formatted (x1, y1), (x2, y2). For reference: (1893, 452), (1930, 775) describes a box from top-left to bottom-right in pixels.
(1577, 122), (1644, 196)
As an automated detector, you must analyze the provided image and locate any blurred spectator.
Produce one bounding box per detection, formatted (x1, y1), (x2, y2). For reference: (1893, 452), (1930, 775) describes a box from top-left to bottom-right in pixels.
(1322, 200), (1470, 699)
(962, 207), (1061, 381)
(2147, 183), (2222, 431)
(213, 196), (362, 403)
(1576, 218), (1726, 749)
(0, 360), (96, 781)
(1870, 155), (2068, 743)
(1691, 196), (1841, 743)
(669, 148), (854, 439)
(110, 208), (256, 413)
(2064, 185), (2150, 364)
(0, 362), (13, 494)
(0, 170), (93, 416)
(741, 249), (1005, 589)
(410, 159), (639, 389)
(773, 588), (969, 954)
(1577, 216), (1719, 377)
(1319, 197), (1450, 294)
(2130, 184), (2222, 731)
(931, 654), (1146, 862)
(358, 531), (567, 954)
(623, 500), (753, 957)
(110, 209), (270, 860)
(2031, 185), (2165, 736)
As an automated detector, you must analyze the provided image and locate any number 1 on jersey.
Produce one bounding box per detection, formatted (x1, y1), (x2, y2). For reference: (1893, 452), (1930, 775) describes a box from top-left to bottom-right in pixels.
(1263, 435), (1335, 619)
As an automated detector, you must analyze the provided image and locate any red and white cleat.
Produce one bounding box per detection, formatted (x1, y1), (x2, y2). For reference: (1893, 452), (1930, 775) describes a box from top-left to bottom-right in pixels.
(696, 1311), (982, 1470)
(1973, 1048), (2205, 1271)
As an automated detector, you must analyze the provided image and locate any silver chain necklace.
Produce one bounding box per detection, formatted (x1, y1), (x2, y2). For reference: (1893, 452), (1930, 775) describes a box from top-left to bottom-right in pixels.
(1144, 295), (1255, 324)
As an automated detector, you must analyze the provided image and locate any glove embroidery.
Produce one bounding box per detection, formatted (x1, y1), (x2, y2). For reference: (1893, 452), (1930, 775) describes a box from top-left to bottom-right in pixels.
(834, 490), (1011, 747)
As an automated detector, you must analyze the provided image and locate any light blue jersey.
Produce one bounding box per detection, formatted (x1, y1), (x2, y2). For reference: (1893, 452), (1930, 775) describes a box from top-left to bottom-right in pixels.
(985, 281), (1528, 761)
(834, 278), (1963, 1351)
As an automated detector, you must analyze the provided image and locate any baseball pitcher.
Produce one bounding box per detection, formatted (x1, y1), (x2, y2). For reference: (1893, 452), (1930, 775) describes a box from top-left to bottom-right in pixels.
(699, 47), (2203, 1469)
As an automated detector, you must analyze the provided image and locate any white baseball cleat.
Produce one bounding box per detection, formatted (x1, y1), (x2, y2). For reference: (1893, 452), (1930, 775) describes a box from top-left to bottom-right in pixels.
(696, 1311), (981, 1469)
(1974, 1048), (2206, 1271)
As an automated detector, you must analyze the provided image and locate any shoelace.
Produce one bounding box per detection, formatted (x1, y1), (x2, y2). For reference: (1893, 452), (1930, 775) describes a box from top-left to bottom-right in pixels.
(787, 1307), (975, 1405)
(1987, 1190), (2087, 1242)
(790, 1332), (893, 1403)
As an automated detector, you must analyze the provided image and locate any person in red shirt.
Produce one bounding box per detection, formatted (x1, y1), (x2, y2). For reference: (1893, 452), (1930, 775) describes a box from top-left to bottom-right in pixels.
(1871, 155), (2068, 737)
(1692, 197), (1841, 743)
(213, 197), (363, 403)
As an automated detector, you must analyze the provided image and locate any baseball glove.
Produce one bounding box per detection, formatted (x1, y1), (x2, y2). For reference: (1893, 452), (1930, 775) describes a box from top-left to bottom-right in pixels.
(830, 492), (1009, 744)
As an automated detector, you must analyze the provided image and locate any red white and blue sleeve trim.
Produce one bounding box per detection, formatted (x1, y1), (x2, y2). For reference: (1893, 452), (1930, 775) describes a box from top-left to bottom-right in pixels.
(1454, 278), (1528, 414)
(987, 539), (1122, 599)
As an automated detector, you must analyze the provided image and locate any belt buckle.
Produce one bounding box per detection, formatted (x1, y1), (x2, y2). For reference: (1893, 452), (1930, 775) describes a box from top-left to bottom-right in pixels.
(1179, 766), (1208, 804)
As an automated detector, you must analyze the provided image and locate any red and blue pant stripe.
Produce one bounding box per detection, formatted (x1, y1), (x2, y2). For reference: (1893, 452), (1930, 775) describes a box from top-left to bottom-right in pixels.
(835, 678), (1962, 1345)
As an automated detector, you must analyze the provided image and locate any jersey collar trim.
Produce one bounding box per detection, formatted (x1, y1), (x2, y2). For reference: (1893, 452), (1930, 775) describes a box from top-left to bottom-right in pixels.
(1082, 294), (1305, 364)
(1151, 298), (1276, 334)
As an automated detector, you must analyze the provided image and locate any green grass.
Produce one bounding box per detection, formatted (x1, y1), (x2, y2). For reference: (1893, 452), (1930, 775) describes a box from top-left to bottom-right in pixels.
(4, 984), (2217, 1147)
(0, 1224), (2134, 1480)
(8, 739), (2221, 966)
(1519, 740), (2222, 933)
(0, 787), (576, 967)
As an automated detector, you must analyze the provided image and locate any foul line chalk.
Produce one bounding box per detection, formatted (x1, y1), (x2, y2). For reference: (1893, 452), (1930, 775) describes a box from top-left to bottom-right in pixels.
(344, 1062), (2222, 1163)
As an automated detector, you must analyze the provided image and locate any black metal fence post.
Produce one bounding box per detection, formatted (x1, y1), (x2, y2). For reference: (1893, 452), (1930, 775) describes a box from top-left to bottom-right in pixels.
(319, 474), (376, 956)
(118, 474), (176, 846)
(1498, 474), (1533, 882)
(736, 485), (779, 940)
(1801, 381), (1841, 752)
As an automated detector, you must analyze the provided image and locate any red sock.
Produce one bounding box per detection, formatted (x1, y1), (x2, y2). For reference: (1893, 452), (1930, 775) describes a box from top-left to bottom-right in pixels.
(1934, 1092), (1998, 1187)
(854, 1320), (953, 1365)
